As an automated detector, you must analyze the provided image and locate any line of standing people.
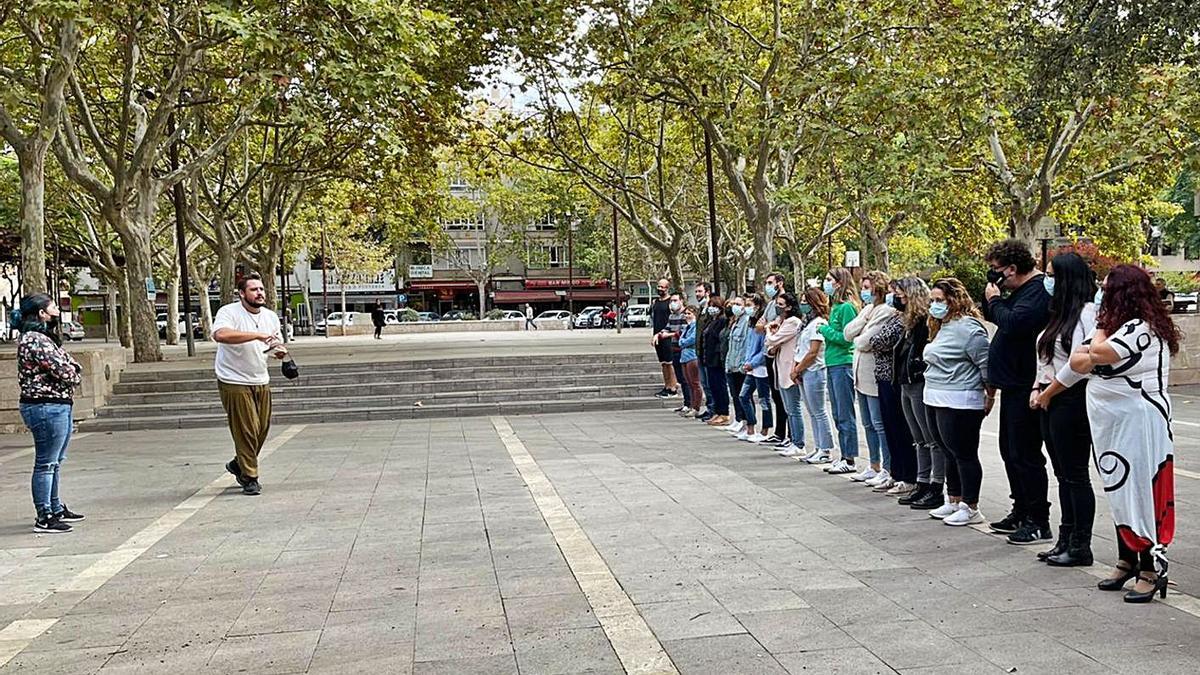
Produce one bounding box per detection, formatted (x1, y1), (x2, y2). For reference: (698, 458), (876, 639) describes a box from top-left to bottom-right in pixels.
(648, 238), (1179, 604)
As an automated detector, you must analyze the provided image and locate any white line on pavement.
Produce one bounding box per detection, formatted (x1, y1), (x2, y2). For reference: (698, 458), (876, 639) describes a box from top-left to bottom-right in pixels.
(0, 425), (306, 668)
(492, 416), (678, 675)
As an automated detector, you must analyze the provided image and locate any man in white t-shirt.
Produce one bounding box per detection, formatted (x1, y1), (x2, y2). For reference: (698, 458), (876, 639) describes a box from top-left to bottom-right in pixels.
(212, 273), (286, 495)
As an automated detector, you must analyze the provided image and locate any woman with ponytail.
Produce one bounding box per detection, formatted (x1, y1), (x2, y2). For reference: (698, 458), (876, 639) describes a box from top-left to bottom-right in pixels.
(12, 293), (84, 533)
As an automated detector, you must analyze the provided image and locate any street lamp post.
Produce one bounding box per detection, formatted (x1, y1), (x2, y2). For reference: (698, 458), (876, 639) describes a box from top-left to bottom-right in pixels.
(612, 200), (621, 334)
(567, 215), (575, 323)
(701, 84), (720, 295)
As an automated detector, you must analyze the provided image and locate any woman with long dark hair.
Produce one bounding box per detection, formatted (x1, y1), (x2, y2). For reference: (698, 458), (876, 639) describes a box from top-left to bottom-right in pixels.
(1030, 253), (1097, 566)
(1068, 264), (1180, 603)
(766, 292), (805, 456)
(701, 296), (730, 426)
(12, 293), (84, 533)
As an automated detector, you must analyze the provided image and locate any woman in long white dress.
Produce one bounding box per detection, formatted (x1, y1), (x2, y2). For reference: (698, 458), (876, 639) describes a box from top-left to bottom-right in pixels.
(1068, 264), (1180, 603)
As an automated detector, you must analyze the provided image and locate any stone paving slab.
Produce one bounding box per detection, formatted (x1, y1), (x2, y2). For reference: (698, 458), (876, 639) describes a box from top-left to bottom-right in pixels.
(2, 399), (1200, 673)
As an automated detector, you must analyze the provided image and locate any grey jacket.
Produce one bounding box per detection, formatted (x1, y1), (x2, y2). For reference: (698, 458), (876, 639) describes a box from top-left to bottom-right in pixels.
(923, 316), (989, 392)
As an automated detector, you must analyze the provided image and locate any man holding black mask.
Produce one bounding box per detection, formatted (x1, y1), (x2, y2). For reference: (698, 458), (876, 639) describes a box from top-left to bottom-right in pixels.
(983, 239), (1052, 545)
(650, 279), (679, 399)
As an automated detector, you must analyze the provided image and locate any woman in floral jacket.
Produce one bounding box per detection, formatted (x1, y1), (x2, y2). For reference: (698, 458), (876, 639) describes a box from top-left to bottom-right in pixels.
(13, 293), (84, 533)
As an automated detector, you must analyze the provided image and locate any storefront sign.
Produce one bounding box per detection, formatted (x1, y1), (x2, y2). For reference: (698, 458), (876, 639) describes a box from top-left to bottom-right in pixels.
(408, 264), (434, 279)
(525, 278), (610, 289)
(310, 269), (397, 294)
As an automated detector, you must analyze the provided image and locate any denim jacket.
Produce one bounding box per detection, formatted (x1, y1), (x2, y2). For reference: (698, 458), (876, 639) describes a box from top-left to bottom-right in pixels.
(742, 328), (767, 370)
(725, 315), (751, 372)
(678, 321), (698, 363)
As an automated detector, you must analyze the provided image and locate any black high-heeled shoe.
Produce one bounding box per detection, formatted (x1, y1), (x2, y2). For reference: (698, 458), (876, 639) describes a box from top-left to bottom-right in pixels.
(1097, 563), (1137, 591)
(1123, 574), (1168, 603)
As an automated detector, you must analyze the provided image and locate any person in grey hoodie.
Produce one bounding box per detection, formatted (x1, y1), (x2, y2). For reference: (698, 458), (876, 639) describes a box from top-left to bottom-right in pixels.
(923, 278), (994, 528)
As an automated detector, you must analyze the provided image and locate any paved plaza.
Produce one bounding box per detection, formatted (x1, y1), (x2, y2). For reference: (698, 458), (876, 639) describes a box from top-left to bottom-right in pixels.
(3, 383), (1200, 672)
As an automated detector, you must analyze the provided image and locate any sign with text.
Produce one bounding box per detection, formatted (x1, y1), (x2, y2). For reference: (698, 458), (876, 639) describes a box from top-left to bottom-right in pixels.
(309, 269), (396, 294)
(408, 264), (434, 279)
(844, 251), (861, 268)
(525, 278), (610, 289)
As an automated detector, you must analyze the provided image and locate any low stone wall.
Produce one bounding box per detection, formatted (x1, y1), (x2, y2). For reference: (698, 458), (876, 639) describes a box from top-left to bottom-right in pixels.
(1169, 314), (1200, 386)
(0, 344), (129, 432)
(326, 319), (527, 336)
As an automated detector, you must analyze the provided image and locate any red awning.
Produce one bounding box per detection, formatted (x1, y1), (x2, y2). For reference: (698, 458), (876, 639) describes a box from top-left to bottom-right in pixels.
(493, 290), (560, 304)
(407, 280), (477, 291)
(524, 278), (610, 289)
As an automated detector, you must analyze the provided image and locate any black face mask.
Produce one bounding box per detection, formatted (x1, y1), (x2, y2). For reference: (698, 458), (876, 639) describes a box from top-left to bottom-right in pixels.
(892, 296), (906, 311)
(986, 269), (1007, 287)
(281, 358), (299, 380)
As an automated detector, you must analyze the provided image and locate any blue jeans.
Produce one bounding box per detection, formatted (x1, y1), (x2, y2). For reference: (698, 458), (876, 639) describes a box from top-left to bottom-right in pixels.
(21, 403), (73, 518)
(858, 392), (891, 470)
(739, 375), (773, 429)
(801, 368), (835, 450)
(779, 384), (806, 448)
(698, 365), (713, 411)
(826, 365), (858, 460)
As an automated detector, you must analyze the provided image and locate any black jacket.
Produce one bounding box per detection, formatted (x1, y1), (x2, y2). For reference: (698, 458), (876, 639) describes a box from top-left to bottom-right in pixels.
(894, 320), (929, 386)
(370, 309), (386, 327)
(983, 275), (1050, 389)
(702, 315), (727, 368)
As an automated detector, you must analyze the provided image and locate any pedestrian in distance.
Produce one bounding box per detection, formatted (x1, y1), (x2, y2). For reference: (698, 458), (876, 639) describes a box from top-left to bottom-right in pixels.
(12, 293), (85, 534)
(650, 279), (679, 399)
(525, 303), (537, 330)
(371, 305), (386, 340)
(983, 238), (1053, 545)
(212, 273), (287, 496)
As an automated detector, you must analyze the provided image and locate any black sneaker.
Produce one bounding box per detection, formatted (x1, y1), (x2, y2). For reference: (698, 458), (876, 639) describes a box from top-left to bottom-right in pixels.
(762, 435), (783, 445)
(33, 515), (72, 534)
(988, 513), (1022, 534)
(226, 460), (247, 487)
(1007, 521), (1054, 546)
(56, 505), (85, 522)
(242, 479), (262, 496)
(654, 388), (671, 399)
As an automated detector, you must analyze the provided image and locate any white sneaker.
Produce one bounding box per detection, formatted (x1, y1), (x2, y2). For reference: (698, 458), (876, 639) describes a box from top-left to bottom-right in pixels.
(682, 409), (697, 419)
(746, 433), (768, 443)
(865, 470), (892, 487)
(804, 450), (832, 465)
(871, 477), (897, 492)
(726, 421), (746, 434)
(777, 445), (804, 458)
(735, 430), (751, 441)
(886, 481), (918, 497)
(929, 500), (959, 519)
(721, 420), (740, 432)
(826, 460), (856, 474)
(944, 503), (984, 527)
(849, 467), (878, 483)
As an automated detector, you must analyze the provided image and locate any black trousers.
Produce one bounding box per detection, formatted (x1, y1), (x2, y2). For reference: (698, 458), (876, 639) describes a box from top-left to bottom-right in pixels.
(1041, 383), (1095, 542)
(1117, 526), (1155, 572)
(999, 387), (1050, 524)
(727, 371), (747, 422)
(373, 325), (383, 338)
(766, 355), (787, 439)
(929, 406), (986, 504)
(878, 381), (916, 483)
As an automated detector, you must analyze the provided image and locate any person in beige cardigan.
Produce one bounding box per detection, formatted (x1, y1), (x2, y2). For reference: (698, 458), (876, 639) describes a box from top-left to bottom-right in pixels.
(765, 292), (805, 457)
(843, 271), (898, 487)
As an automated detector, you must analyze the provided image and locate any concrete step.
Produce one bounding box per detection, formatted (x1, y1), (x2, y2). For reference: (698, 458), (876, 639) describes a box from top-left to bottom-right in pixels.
(79, 395), (678, 432)
(118, 351), (659, 383)
(98, 383), (663, 419)
(107, 372), (665, 405)
(113, 360), (658, 395)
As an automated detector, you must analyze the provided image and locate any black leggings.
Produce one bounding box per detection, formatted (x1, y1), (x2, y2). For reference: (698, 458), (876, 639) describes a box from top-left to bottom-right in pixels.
(766, 355), (787, 438)
(1041, 383), (1095, 540)
(727, 371), (747, 422)
(929, 406), (986, 504)
(878, 381), (916, 483)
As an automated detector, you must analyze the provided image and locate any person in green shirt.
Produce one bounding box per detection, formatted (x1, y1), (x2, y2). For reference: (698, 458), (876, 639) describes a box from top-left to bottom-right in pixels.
(818, 267), (862, 474)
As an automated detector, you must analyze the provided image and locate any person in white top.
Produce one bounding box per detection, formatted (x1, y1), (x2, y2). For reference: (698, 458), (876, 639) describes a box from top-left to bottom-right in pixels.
(793, 287), (835, 465)
(843, 270), (898, 485)
(1030, 253), (1099, 567)
(211, 273), (286, 495)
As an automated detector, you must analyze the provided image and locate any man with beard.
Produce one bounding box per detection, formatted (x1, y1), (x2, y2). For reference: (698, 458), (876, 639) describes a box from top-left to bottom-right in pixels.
(212, 273), (287, 495)
(650, 278), (679, 398)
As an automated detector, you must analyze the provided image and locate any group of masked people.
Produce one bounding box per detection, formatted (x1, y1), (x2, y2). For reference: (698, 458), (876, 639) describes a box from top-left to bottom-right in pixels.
(648, 238), (1179, 604)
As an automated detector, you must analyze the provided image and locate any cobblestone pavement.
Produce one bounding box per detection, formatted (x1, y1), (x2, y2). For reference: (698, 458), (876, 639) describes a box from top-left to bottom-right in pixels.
(3, 393), (1200, 673)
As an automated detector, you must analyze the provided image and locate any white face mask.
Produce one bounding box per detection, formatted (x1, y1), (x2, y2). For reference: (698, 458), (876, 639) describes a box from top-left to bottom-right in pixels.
(670, 301), (682, 312)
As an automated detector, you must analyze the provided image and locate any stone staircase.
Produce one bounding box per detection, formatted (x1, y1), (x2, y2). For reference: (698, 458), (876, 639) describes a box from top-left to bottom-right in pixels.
(80, 352), (672, 432)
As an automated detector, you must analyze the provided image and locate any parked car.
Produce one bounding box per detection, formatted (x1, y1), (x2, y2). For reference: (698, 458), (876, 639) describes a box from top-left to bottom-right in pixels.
(65, 320), (85, 341)
(157, 312), (203, 339)
(1171, 291), (1197, 313)
(573, 306), (605, 329)
(623, 304), (650, 328)
(315, 312), (354, 335)
(442, 309), (478, 321)
(485, 310), (524, 321)
(533, 310), (572, 329)
(416, 311), (440, 322)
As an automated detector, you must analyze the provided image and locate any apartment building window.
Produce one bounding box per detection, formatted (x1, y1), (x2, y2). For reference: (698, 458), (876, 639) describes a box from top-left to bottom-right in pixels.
(433, 246), (484, 271)
(529, 213), (558, 231)
(443, 212), (484, 231)
(528, 244), (566, 269)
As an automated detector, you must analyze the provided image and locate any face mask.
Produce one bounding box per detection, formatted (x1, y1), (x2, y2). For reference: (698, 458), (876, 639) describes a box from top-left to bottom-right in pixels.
(885, 293), (894, 307)
(706, 306), (719, 316)
(891, 295), (906, 311)
(1043, 276), (1055, 296)
(765, 284), (778, 299)
(823, 280), (835, 295)
(1094, 289), (1103, 306)
(776, 303), (788, 316)
(929, 301), (949, 320)
(799, 303), (812, 315)
(696, 294), (707, 306)
(860, 289), (873, 303)
(731, 305), (745, 317)
(986, 268), (1007, 287)
(670, 301), (681, 312)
